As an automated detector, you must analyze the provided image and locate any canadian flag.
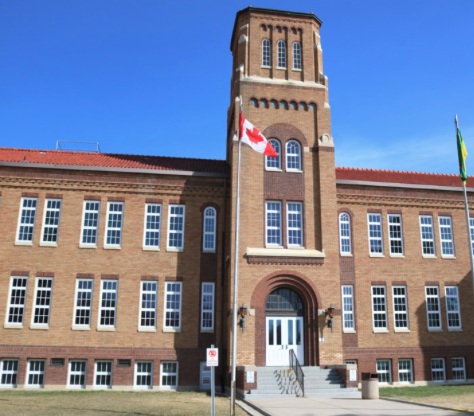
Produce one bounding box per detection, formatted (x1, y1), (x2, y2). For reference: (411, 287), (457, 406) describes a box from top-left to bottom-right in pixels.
(239, 113), (278, 157)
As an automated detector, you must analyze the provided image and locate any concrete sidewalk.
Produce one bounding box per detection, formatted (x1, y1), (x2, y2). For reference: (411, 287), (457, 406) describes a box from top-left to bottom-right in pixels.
(245, 397), (471, 416)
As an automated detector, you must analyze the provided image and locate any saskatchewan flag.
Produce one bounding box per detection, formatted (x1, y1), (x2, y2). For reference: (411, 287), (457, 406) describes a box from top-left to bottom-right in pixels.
(457, 127), (468, 184)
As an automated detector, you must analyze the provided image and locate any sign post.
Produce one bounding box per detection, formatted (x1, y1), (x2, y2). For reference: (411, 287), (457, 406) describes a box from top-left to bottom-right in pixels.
(207, 345), (219, 416)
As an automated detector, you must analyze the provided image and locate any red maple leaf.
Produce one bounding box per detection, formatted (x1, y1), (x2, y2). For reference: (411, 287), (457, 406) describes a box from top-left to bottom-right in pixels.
(245, 127), (264, 144)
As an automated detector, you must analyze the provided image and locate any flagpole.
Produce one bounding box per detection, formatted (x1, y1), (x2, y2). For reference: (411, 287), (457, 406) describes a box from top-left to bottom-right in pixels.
(456, 115), (474, 314)
(230, 97), (243, 416)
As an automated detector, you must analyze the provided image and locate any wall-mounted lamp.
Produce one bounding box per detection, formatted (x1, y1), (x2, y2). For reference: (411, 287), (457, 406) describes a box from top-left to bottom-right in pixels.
(239, 304), (248, 332)
(326, 304), (336, 332)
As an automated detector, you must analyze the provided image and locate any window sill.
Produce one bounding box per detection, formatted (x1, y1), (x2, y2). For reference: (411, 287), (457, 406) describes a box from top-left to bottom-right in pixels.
(138, 328), (157, 333)
(343, 329), (356, 334)
(97, 327), (116, 332)
(261, 65), (271, 69)
(79, 244), (97, 249)
(285, 169), (303, 174)
(394, 329), (410, 333)
(265, 168), (282, 172)
(200, 329), (214, 333)
(292, 68), (302, 72)
(4, 324), (23, 329)
(276, 67), (287, 70)
(340, 253), (353, 257)
(30, 325), (49, 330)
(203, 249), (216, 254)
(287, 245), (305, 250)
(428, 328), (443, 332)
(373, 329), (389, 334)
(39, 242), (58, 247)
(143, 247), (160, 252)
(369, 253), (385, 258)
(390, 254), (405, 258)
(163, 328), (181, 333)
(103, 246), (121, 250)
(448, 328), (463, 332)
(72, 326), (91, 331)
(441, 256), (456, 260)
(15, 241), (33, 246)
(166, 248), (183, 253)
(422, 255), (437, 259)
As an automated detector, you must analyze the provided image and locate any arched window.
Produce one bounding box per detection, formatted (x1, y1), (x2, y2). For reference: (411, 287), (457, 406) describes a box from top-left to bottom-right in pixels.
(203, 207), (216, 252)
(277, 40), (286, 68)
(293, 42), (301, 69)
(266, 139), (281, 170)
(262, 39), (271, 67)
(286, 140), (301, 171)
(266, 288), (303, 313)
(339, 213), (351, 255)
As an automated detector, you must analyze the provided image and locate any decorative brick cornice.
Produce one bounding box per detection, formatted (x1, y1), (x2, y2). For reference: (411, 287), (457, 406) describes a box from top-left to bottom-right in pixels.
(247, 255), (323, 265)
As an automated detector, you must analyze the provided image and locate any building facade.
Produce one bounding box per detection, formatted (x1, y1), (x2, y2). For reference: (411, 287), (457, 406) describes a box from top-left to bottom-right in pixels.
(0, 7), (473, 392)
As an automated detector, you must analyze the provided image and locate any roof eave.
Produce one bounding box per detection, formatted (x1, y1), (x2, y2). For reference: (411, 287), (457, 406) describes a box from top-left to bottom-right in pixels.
(336, 179), (473, 192)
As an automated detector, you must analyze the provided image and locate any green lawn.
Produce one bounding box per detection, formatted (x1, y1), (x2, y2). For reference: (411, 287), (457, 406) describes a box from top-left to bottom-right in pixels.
(0, 390), (249, 416)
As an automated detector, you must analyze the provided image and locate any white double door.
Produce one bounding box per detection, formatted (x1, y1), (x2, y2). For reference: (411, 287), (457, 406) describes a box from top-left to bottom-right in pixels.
(266, 316), (304, 366)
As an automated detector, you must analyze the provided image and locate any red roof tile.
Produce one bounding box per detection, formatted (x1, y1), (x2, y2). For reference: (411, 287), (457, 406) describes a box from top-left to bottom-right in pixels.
(336, 167), (472, 188)
(0, 148), (229, 175)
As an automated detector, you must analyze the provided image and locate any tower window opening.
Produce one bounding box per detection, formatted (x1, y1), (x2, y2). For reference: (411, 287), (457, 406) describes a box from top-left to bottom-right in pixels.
(277, 40), (286, 68)
(262, 39), (271, 67)
(293, 42), (302, 70)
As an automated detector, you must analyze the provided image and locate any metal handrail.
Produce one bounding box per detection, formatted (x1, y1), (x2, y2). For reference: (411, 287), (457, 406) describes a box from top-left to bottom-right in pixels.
(289, 349), (305, 397)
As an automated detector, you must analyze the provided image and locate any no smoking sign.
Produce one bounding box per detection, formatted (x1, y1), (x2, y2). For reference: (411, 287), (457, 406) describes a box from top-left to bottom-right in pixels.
(206, 347), (219, 366)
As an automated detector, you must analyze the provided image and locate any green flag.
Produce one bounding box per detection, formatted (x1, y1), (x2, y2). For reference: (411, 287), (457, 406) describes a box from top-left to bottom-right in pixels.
(457, 127), (468, 184)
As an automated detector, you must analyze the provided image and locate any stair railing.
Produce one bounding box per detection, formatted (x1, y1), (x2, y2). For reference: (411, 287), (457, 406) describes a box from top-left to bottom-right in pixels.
(289, 349), (305, 397)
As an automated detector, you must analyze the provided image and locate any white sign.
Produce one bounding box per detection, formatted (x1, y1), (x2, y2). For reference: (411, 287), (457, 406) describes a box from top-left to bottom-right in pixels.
(207, 348), (219, 367)
(349, 369), (357, 381)
(247, 371), (255, 383)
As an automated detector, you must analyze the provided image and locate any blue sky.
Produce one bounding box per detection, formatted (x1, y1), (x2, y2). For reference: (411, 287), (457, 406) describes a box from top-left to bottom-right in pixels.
(1, 0), (473, 174)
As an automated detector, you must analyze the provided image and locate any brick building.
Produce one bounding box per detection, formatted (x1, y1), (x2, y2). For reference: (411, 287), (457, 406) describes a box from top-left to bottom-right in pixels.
(0, 6), (473, 393)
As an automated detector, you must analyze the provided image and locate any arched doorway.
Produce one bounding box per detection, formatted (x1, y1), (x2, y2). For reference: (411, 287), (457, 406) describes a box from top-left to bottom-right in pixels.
(265, 288), (304, 366)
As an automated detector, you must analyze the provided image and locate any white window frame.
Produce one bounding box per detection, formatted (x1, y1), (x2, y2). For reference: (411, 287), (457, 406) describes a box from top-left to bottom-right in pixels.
(104, 201), (124, 248)
(387, 214), (404, 256)
(201, 282), (215, 332)
(262, 39), (271, 67)
(287, 202), (303, 247)
(265, 201), (282, 247)
(341, 285), (354, 332)
(438, 216), (455, 258)
(445, 286), (462, 330)
(277, 40), (286, 68)
(98, 280), (118, 329)
(398, 359), (413, 384)
(163, 282), (182, 331)
(73, 279), (94, 328)
(285, 140), (302, 172)
(367, 213), (384, 256)
(139, 280), (158, 330)
(134, 361), (153, 390)
(26, 359), (45, 388)
(392, 285), (409, 331)
(339, 213), (352, 255)
(265, 139), (281, 170)
(68, 360), (87, 389)
(31, 277), (53, 328)
(5, 276), (28, 327)
(371, 285), (388, 331)
(40, 198), (62, 246)
(419, 215), (436, 257)
(431, 358), (446, 382)
(143, 203), (162, 250)
(94, 360), (112, 389)
(376, 360), (392, 384)
(425, 286), (442, 330)
(160, 361), (178, 390)
(452, 357), (466, 381)
(167, 204), (185, 251)
(202, 207), (217, 252)
(293, 42), (302, 70)
(0, 359), (19, 388)
(16, 197), (38, 245)
(80, 200), (100, 248)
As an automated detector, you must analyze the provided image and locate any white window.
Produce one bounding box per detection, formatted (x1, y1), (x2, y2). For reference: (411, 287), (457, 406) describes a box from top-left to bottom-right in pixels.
(139, 281), (158, 329)
(277, 40), (286, 68)
(160, 362), (178, 390)
(420, 215), (435, 256)
(167, 205), (185, 250)
(6, 276), (28, 326)
(286, 140), (301, 171)
(0, 359), (19, 388)
(293, 42), (302, 69)
(445, 286), (461, 330)
(201, 283), (215, 331)
(368, 213), (383, 255)
(265, 201), (282, 246)
(262, 39), (271, 67)
(40, 199), (62, 245)
(16, 197), (38, 243)
(68, 361), (87, 389)
(371, 286), (387, 330)
(105, 202), (124, 248)
(388, 214), (404, 256)
(392, 286), (409, 330)
(73, 279), (94, 328)
(469, 217), (474, 256)
(265, 139), (281, 170)
(135, 361), (153, 389)
(339, 213), (351, 255)
(98, 280), (118, 328)
(26, 360), (45, 388)
(164, 282), (182, 330)
(80, 201), (100, 247)
(31, 277), (53, 327)
(425, 286), (441, 330)
(398, 359), (413, 383)
(143, 203), (161, 249)
(376, 360), (391, 384)
(342, 285), (354, 331)
(438, 216), (454, 257)
(452, 357), (466, 381)
(94, 361), (112, 389)
(203, 207), (217, 252)
(431, 358), (446, 382)
(287, 202), (303, 247)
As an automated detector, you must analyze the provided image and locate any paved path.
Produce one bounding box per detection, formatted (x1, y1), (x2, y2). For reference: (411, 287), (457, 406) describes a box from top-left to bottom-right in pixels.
(245, 397), (471, 416)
